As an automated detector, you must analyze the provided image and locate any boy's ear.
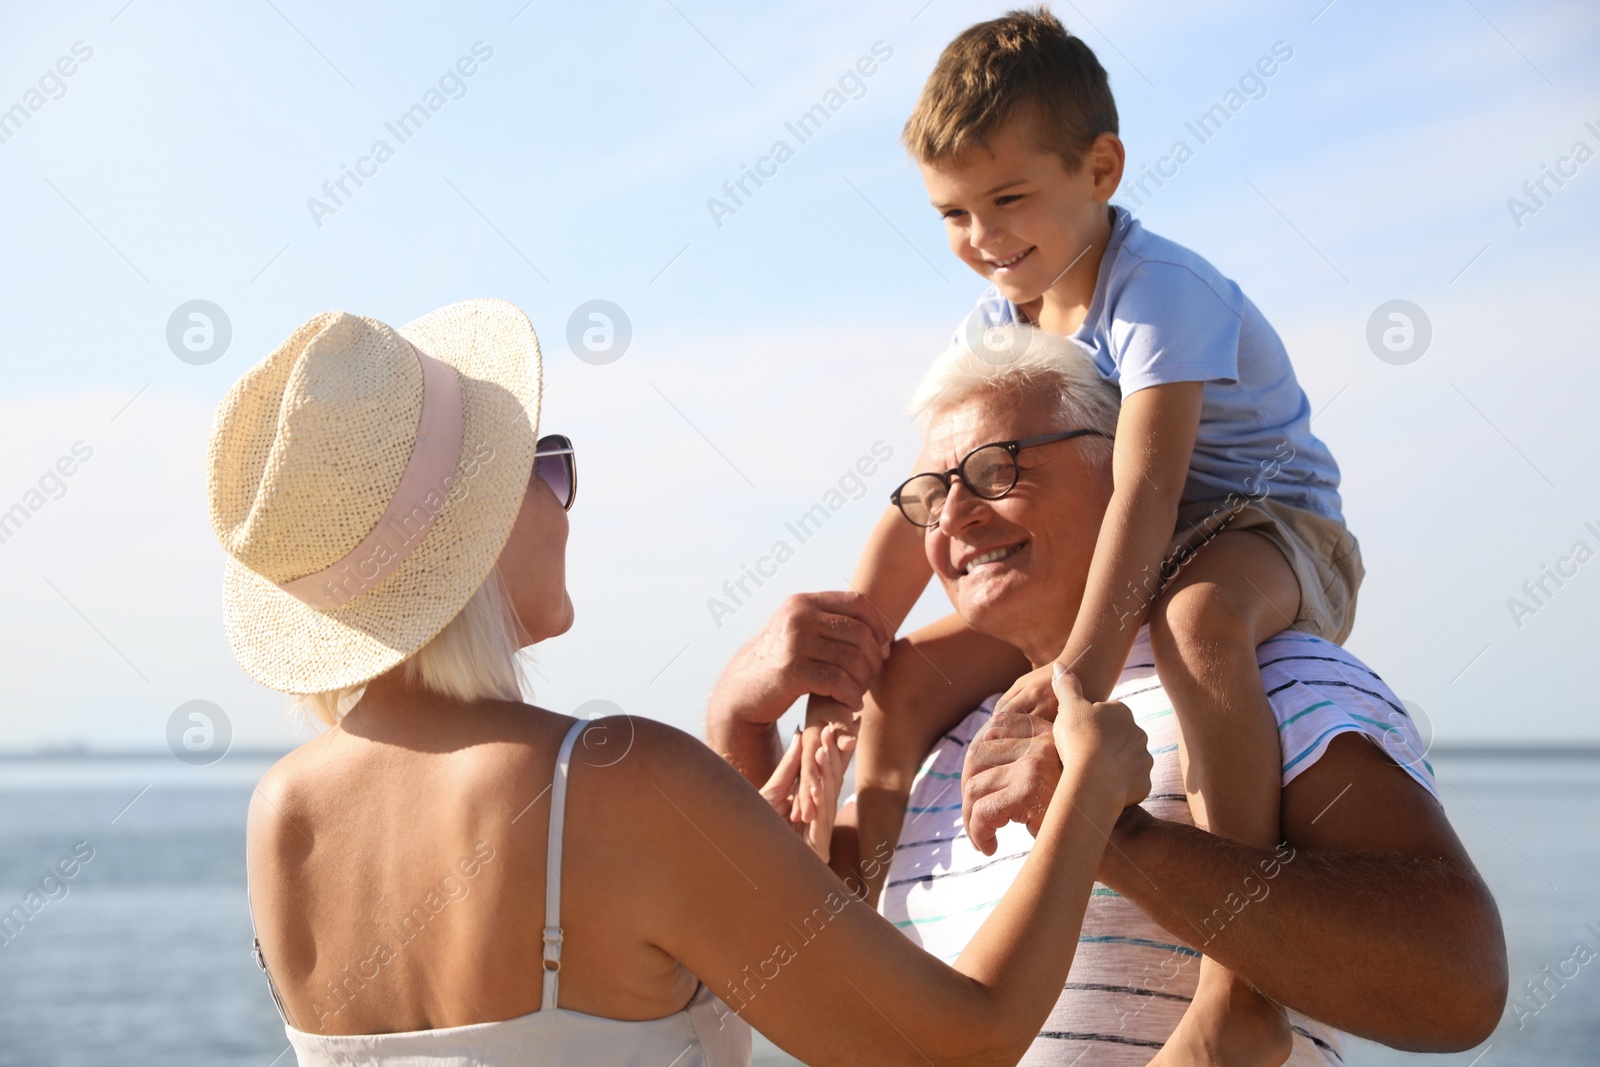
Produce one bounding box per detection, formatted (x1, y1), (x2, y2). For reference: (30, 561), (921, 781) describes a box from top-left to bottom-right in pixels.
(1088, 132), (1126, 198)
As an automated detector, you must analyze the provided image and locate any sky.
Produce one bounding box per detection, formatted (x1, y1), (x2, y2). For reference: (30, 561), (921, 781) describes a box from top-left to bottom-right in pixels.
(0, 0), (1597, 755)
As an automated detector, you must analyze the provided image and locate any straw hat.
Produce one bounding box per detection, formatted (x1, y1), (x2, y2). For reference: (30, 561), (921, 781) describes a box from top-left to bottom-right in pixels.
(206, 298), (541, 694)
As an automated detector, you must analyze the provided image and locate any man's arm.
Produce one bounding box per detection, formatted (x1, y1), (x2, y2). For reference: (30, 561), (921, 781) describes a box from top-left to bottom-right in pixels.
(1099, 732), (1506, 1051)
(705, 591), (891, 789)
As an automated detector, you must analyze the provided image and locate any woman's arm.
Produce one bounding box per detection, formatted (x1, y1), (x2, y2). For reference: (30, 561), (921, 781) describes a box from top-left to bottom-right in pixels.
(635, 680), (1150, 1067)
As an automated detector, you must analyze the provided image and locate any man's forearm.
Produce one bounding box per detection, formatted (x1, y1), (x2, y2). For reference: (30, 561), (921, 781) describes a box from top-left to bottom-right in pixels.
(1101, 809), (1505, 1051)
(705, 711), (783, 790)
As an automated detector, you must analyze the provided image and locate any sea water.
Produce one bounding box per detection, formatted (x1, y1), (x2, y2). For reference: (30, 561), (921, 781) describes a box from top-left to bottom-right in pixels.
(0, 751), (1593, 1066)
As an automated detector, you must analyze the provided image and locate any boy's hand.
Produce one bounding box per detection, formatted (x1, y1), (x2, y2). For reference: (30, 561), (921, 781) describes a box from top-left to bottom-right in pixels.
(995, 661), (1065, 723)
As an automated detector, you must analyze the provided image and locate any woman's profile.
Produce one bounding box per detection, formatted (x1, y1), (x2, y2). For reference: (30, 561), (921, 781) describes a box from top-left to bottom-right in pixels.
(208, 298), (1151, 1066)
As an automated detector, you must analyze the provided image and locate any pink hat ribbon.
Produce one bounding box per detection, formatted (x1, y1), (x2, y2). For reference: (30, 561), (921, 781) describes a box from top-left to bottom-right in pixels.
(278, 343), (465, 612)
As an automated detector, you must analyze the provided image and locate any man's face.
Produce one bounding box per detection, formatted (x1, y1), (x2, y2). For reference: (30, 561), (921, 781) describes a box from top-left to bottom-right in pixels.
(919, 118), (1117, 307)
(921, 389), (1113, 662)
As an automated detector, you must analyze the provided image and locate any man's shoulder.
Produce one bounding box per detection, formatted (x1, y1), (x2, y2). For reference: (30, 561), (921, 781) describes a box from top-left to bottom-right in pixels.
(1252, 633), (1436, 793)
(1108, 628), (1434, 794)
(1252, 632), (1397, 719)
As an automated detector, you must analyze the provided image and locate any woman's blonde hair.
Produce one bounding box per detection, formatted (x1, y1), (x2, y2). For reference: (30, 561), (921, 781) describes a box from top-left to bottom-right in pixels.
(293, 565), (529, 726)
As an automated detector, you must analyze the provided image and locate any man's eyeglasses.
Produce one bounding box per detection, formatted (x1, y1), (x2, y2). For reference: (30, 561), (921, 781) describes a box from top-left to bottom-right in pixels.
(890, 428), (1111, 528)
(533, 434), (577, 511)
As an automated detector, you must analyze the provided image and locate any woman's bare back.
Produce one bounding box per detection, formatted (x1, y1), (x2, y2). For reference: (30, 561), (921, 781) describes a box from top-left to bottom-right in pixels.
(247, 697), (699, 1035)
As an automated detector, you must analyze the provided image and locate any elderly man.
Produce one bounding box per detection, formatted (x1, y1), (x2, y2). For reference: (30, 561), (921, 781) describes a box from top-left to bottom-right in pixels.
(707, 330), (1506, 1064)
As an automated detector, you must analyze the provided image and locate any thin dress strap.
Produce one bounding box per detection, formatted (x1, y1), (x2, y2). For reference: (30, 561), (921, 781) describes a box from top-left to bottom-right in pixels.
(542, 718), (589, 1011)
(246, 867), (293, 1026)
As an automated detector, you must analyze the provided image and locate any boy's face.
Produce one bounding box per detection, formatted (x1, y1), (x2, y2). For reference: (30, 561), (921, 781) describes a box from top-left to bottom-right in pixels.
(920, 119), (1121, 306)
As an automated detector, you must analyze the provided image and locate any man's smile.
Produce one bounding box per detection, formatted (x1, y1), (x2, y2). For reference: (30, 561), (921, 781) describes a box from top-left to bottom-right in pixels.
(956, 540), (1027, 575)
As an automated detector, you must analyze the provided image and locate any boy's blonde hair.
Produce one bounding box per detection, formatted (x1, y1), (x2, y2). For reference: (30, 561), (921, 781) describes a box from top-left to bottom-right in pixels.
(902, 6), (1118, 172)
(294, 565), (529, 726)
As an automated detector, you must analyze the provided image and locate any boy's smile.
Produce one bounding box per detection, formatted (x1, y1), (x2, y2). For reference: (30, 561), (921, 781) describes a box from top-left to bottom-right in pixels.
(919, 118), (1123, 334)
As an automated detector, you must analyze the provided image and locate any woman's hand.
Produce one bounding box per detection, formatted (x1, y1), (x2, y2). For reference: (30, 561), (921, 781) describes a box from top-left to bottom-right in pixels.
(758, 728), (806, 816)
(1050, 670), (1150, 811)
(759, 724), (855, 863)
(791, 722), (854, 862)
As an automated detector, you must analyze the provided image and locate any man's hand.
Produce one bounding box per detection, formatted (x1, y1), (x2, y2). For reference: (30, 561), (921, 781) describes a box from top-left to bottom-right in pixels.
(963, 670), (1149, 855)
(961, 706), (1060, 856)
(956, 663), (1069, 856)
(708, 592), (892, 729)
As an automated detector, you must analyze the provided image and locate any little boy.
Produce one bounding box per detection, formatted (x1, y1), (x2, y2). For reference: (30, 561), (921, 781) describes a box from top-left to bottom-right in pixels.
(795, 8), (1363, 1066)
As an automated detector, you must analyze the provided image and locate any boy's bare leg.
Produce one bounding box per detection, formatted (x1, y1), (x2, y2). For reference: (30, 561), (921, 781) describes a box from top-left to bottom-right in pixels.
(1145, 529), (1299, 1067)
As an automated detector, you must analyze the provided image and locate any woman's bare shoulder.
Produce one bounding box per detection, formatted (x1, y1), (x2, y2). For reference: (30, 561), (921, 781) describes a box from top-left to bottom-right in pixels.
(570, 713), (755, 792)
(245, 733), (341, 861)
(245, 706), (753, 861)
(557, 713), (781, 859)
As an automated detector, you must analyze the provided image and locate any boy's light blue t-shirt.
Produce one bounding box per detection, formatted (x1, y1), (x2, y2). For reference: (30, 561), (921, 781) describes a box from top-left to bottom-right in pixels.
(961, 204), (1344, 522)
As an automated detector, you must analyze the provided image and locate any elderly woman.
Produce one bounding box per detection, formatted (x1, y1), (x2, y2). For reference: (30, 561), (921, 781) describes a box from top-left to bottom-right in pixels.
(709, 326), (1507, 1065)
(217, 300), (1152, 1067)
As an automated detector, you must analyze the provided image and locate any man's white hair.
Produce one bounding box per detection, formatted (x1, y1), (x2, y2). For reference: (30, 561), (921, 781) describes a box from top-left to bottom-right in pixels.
(909, 324), (1121, 464)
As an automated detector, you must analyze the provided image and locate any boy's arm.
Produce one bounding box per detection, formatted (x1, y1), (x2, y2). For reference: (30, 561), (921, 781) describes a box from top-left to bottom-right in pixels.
(796, 503), (933, 851)
(802, 507), (933, 732)
(852, 612), (1031, 904)
(852, 503), (937, 632)
(1052, 380), (1203, 702)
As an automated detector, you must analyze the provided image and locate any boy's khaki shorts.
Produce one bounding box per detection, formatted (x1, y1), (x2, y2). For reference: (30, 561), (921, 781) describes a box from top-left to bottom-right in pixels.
(1165, 496), (1364, 646)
